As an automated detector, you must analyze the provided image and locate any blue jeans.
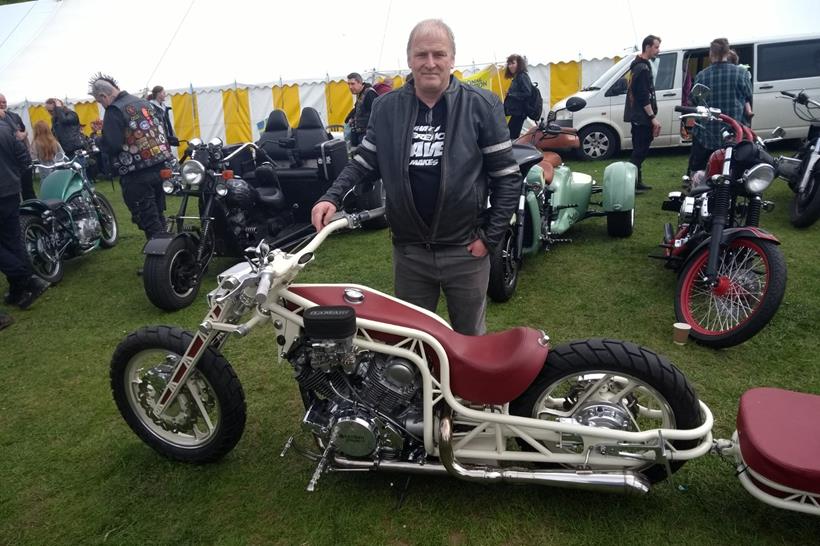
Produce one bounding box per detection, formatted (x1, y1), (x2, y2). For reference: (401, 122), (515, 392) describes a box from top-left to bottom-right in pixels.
(392, 244), (490, 336)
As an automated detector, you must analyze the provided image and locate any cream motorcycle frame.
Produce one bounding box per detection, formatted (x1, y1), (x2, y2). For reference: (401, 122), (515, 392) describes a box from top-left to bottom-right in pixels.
(150, 210), (715, 487)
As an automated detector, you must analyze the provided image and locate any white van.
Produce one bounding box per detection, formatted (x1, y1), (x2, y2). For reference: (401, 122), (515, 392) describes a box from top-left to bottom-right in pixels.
(553, 34), (820, 160)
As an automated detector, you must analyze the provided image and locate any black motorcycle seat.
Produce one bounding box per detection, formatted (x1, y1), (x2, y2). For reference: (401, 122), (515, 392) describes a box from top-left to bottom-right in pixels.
(42, 199), (64, 211)
(256, 186), (286, 209)
(293, 108), (331, 164)
(257, 110), (293, 164)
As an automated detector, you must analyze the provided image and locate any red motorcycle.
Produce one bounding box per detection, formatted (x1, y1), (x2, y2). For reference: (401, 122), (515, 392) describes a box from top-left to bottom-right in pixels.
(654, 100), (786, 348)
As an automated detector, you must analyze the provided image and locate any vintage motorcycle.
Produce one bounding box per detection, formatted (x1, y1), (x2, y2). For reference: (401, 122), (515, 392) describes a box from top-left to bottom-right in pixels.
(775, 90), (820, 227)
(489, 97), (636, 302)
(21, 150), (119, 283)
(143, 137), (381, 311)
(655, 102), (786, 348)
(111, 200), (715, 496)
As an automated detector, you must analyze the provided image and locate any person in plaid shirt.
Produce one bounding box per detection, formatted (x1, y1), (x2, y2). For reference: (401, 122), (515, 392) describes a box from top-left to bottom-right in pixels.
(687, 38), (753, 173)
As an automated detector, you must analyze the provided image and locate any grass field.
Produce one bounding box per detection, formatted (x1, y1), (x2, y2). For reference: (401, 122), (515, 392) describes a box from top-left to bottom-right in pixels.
(1, 146), (819, 545)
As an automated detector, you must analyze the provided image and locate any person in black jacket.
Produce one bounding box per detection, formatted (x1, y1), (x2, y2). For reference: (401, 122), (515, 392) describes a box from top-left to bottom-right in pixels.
(344, 73), (378, 148)
(0, 123), (49, 313)
(623, 35), (662, 193)
(503, 54), (532, 139)
(90, 74), (175, 240)
(0, 93), (36, 200)
(312, 19), (519, 335)
(45, 98), (87, 157)
(148, 86), (179, 147)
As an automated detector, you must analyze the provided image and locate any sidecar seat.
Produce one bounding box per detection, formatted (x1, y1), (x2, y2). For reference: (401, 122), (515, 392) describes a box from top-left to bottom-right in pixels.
(257, 110), (293, 166)
(285, 107), (348, 181)
(736, 387), (820, 495)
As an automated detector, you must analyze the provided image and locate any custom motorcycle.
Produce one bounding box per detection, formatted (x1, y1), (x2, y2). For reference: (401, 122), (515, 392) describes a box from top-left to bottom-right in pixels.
(21, 149), (119, 283)
(655, 99), (786, 348)
(143, 137), (381, 311)
(111, 205), (714, 496)
(489, 97), (636, 302)
(775, 90), (820, 227)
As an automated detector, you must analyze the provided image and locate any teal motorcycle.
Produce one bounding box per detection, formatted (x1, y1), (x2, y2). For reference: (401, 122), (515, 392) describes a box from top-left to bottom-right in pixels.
(489, 98), (637, 302)
(21, 150), (119, 283)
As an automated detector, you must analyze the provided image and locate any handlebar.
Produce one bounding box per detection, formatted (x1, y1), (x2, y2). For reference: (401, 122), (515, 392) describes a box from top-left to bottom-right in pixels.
(255, 271), (273, 304)
(674, 106), (700, 115)
(781, 90), (797, 99)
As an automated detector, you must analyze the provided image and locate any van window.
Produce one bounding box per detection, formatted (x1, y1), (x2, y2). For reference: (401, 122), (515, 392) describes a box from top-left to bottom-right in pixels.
(758, 38), (820, 81)
(654, 53), (677, 90)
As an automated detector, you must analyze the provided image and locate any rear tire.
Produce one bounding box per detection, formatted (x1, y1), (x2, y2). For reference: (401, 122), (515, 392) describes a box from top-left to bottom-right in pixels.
(487, 227), (519, 303)
(20, 214), (64, 284)
(143, 236), (201, 311)
(606, 209), (634, 237)
(789, 171), (820, 228)
(110, 325), (246, 463)
(675, 238), (786, 348)
(510, 339), (703, 483)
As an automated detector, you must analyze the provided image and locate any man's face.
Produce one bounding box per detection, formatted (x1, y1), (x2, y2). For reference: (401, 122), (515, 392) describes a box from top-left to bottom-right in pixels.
(45, 102), (55, 112)
(0, 95), (7, 111)
(646, 39), (661, 60)
(407, 27), (454, 97)
(347, 79), (364, 95)
(157, 90), (167, 103)
(95, 92), (114, 108)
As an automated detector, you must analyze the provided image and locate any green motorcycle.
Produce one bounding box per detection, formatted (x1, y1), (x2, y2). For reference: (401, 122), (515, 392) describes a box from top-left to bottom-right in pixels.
(20, 150), (119, 283)
(489, 98), (637, 302)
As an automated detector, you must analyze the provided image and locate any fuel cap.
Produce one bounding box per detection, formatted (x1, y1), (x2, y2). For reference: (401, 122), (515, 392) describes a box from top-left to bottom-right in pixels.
(343, 288), (365, 304)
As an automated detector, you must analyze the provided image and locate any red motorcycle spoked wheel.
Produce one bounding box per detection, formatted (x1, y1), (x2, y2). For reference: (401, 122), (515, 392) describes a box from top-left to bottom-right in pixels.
(675, 238), (787, 349)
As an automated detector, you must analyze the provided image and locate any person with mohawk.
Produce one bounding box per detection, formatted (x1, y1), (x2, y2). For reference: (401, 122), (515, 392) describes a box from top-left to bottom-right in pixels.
(89, 73), (174, 240)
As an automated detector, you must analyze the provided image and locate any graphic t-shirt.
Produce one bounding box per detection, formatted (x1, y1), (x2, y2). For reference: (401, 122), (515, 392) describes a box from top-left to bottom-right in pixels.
(409, 98), (446, 227)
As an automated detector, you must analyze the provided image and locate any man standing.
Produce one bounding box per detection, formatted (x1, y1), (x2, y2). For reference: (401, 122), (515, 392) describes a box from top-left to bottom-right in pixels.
(0, 123), (49, 313)
(688, 38), (753, 174)
(149, 86), (179, 147)
(344, 73), (378, 148)
(312, 19), (519, 335)
(624, 35), (662, 193)
(89, 74), (175, 240)
(0, 93), (35, 200)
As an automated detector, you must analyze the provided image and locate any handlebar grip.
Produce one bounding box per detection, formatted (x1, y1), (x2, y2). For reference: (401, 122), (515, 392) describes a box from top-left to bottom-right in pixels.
(780, 90), (796, 98)
(255, 271), (273, 304)
(357, 206), (385, 223)
(675, 106), (699, 114)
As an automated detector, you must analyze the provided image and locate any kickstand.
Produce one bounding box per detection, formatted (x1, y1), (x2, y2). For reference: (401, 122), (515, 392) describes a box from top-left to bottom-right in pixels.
(393, 475), (413, 510)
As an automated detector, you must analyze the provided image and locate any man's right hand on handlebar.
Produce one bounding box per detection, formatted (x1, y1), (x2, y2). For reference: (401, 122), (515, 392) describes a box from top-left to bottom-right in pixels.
(311, 201), (338, 232)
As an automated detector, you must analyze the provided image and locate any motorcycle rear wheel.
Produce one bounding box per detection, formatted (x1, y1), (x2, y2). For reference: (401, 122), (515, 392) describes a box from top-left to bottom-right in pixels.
(20, 214), (64, 284)
(94, 193), (119, 248)
(510, 339), (702, 483)
(143, 236), (202, 311)
(487, 227), (519, 303)
(675, 238), (786, 348)
(110, 325), (246, 463)
(789, 171), (820, 228)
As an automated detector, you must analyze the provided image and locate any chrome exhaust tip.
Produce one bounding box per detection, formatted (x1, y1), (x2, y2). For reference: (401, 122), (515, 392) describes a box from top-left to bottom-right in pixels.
(438, 413), (651, 496)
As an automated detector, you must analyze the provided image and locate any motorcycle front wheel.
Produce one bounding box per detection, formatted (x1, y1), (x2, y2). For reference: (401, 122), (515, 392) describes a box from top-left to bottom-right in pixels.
(675, 238), (786, 348)
(110, 326), (246, 463)
(20, 214), (64, 284)
(487, 226), (519, 303)
(143, 236), (202, 311)
(510, 339), (703, 483)
(789, 170), (820, 228)
(94, 193), (119, 248)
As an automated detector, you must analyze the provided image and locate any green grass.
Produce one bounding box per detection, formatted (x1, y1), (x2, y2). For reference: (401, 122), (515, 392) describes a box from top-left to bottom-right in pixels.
(2, 147), (819, 545)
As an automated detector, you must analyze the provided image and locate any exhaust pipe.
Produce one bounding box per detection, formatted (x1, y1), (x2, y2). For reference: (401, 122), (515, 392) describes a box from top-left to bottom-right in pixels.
(438, 413), (651, 496)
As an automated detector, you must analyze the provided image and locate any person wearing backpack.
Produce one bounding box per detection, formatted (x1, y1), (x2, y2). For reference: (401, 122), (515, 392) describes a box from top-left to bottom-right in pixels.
(503, 54), (535, 139)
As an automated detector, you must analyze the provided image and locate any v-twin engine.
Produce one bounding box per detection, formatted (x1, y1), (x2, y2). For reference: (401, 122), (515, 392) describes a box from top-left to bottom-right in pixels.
(289, 306), (424, 460)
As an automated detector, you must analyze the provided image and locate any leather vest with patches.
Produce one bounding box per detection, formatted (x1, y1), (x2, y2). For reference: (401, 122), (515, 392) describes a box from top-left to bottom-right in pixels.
(110, 93), (174, 175)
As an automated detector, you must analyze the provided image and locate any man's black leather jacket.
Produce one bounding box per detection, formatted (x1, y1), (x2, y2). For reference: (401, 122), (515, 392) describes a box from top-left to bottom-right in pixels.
(318, 76), (520, 251)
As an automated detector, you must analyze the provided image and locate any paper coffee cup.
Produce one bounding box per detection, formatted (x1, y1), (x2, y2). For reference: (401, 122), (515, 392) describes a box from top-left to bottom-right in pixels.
(673, 322), (691, 345)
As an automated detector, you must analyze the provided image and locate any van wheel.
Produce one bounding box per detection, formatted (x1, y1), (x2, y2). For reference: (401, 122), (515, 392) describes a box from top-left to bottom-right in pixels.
(577, 125), (619, 161)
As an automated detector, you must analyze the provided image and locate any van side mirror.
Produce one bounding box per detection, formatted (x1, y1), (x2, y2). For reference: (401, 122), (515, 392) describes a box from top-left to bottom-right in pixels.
(606, 78), (628, 97)
(566, 97), (587, 112)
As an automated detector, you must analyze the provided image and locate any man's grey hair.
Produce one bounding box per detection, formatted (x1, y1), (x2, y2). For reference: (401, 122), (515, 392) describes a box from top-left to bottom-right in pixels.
(406, 19), (456, 58)
(88, 73), (120, 98)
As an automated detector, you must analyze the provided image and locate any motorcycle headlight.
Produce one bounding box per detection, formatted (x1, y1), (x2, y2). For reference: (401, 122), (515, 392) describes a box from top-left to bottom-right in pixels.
(181, 160), (205, 187)
(215, 182), (228, 197)
(743, 163), (776, 193)
(162, 179), (177, 194)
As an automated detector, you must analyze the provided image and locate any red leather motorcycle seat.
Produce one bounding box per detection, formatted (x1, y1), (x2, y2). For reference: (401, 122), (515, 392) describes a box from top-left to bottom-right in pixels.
(737, 387), (820, 494)
(289, 285), (547, 405)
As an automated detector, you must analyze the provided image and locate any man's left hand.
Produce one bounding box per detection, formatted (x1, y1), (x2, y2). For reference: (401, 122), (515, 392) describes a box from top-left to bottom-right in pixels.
(467, 239), (488, 257)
